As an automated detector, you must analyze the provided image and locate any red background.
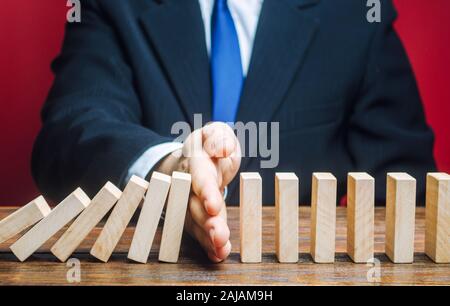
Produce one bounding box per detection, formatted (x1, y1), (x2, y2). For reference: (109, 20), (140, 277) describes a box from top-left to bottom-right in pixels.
(0, 0), (449, 205)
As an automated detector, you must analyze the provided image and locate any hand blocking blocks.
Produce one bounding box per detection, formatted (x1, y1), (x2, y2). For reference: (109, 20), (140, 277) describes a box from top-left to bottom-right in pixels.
(1, 170), (448, 264)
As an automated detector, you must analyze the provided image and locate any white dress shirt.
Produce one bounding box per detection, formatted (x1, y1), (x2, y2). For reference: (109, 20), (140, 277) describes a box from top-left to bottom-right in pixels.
(127, 0), (264, 182)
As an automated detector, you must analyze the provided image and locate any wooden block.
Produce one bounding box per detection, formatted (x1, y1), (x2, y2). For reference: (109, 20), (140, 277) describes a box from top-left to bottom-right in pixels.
(0, 196), (51, 244)
(158, 171), (191, 263)
(275, 173), (299, 263)
(10, 189), (90, 262)
(347, 173), (375, 263)
(385, 173), (416, 263)
(425, 173), (450, 263)
(51, 182), (122, 262)
(240, 172), (262, 263)
(310, 173), (337, 263)
(90, 175), (148, 262)
(128, 172), (171, 263)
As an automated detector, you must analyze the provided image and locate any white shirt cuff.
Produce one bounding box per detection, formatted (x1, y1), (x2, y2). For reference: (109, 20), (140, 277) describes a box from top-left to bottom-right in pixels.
(126, 142), (183, 182)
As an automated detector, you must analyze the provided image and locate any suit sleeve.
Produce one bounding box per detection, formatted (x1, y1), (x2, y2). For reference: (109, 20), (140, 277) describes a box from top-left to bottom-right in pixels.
(347, 2), (436, 202)
(32, 1), (171, 201)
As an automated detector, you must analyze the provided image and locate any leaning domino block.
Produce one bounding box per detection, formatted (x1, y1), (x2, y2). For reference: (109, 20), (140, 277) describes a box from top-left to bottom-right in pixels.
(347, 173), (375, 263)
(51, 182), (122, 262)
(240, 172), (262, 263)
(385, 173), (416, 263)
(159, 172), (191, 263)
(310, 173), (337, 263)
(425, 173), (450, 263)
(10, 189), (90, 262)
(128, 172), (171, 263)
(0, 196), (51, 244)
(275, 173), (299, 263)
(90, 175), (148, 262)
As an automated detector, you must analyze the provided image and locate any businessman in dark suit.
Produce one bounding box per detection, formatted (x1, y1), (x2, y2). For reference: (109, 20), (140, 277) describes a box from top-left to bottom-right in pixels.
(32, 0), (436, 262)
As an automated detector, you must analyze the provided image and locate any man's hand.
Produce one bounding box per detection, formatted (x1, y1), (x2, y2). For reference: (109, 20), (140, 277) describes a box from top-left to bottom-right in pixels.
(157, 122), (241, 262)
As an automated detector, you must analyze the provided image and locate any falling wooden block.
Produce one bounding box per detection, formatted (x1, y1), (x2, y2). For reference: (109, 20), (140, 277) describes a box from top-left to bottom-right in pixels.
(425, 173), (450, 263)
(240, 172), (262, 263)
(347, 173), (375, 263)
(159, 171), (191, 263)
(128, 172), (171, 263)
(385, 173), (416, 263)
(90, 175), (148, 262)
(310, 172), (337, 263)
(10, 189), (90, 262)
(275, 173), (299, 263)
(0, 196), (51, 244)
(51, 182), (122, 262)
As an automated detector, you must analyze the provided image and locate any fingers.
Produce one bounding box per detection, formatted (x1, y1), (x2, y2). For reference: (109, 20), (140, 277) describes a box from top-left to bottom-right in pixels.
(188, 193), (208, 226)
(202, 122), (237, 159)
(189, 155), (223, 215)
(186, 194), (231, 262)
(216, 143), (242, 188)
(182, 123), (241, 215)
(189, 194), (230, 249)
(185, 212), (231, 262)
(215, 241), (232, 260)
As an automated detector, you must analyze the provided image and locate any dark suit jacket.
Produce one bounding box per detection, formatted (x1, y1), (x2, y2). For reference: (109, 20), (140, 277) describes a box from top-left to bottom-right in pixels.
(32, 0), (436, 205)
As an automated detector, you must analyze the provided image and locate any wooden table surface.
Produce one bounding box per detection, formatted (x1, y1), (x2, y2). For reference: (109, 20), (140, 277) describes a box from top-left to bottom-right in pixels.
(0, 206), (448, 286)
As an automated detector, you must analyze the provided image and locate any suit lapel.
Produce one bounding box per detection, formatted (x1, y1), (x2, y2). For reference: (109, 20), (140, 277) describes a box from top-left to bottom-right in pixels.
(237, 0), (320, 124)
(138, 0), (319, 127)
(139, 0), (212, 126)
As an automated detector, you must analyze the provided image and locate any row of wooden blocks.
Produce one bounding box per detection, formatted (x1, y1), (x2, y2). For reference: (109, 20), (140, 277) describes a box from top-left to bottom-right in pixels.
(243, 172), (449, 264)
(0, 171), (448, 264)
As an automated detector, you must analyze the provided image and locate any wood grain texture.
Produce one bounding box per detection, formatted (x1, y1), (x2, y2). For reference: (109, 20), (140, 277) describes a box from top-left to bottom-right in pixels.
(159, 172), (191, 263)
(425, 173), (450, 263)
(347, 173), (374, 263)
(51, 182), (122, 262)
(240, 172), (262, 263)
(310, 173), (337, 263)
(275, 173), (299, 263)
(0, 196), (51, 244)
(0, 207), (448, 285)
(10, 189), (90, 262)
(90, 176), (148, 262)
(128, 172), (171, 263)
(385, 173), (416, 263)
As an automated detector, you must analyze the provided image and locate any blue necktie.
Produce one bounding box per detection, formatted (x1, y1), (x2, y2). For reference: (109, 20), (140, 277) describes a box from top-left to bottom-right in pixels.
(211, 0), (244, 123)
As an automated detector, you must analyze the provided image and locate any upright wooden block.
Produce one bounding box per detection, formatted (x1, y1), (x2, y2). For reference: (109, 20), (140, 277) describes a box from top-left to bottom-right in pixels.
(159, 172), (191, 263)
(425, 173), (450, 263)
(128, 172), (171, 263)
(51, 182), (122, 262)
(385, 173), (416, 263)
(310, 173), (337, 263)
(275, 173), (299, 263)
(0, 196), (51, 244)
(240, 172), (262, 263)
(10, 189), (90, 262)
(90, 175), (148, 262)
(347, 173), (375, 263)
